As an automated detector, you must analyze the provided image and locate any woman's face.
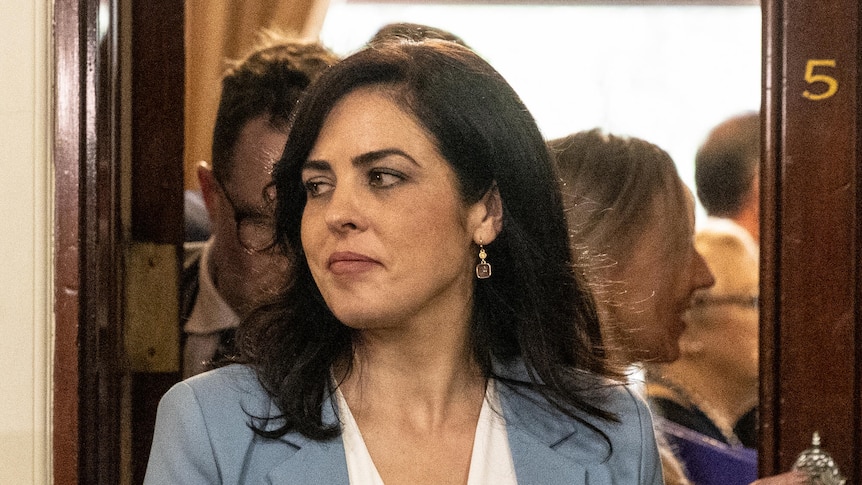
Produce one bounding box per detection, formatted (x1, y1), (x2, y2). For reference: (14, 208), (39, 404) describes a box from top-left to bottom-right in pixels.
(606, 191), (715, 363)
(299, 87), (493, 333)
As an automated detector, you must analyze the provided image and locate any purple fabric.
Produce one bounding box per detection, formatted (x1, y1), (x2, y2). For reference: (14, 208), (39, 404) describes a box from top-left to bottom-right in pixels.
(656, 417), (758, 485)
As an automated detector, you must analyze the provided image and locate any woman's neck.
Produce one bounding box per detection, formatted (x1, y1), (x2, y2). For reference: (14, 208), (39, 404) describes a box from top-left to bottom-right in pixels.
(336, 326), (486, 428)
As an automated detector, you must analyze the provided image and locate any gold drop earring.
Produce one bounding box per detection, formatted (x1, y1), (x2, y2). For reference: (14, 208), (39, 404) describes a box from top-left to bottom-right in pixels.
(475, 240), (491, 279)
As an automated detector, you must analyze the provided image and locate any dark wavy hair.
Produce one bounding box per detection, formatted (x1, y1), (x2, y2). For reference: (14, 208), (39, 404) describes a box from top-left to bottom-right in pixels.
(211, 32), (339, 185)
(237, 40), (620, 442)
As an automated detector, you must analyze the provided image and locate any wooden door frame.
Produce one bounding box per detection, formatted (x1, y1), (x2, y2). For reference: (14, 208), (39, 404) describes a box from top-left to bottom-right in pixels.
(54, 0), (101, 482)
(760, 0), (861, 480)
(54, 0), (125, 482)
(53, 0), (184, 483)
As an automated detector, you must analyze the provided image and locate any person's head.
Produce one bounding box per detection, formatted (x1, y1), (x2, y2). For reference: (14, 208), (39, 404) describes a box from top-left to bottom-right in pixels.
(243, 40), (614, 439)
(550, 129), (714, 364)
(694, 111), (760, 239)
(680, 220), (759, 388)
(197, 33), (338, 315)
(367, 22), (468, 47)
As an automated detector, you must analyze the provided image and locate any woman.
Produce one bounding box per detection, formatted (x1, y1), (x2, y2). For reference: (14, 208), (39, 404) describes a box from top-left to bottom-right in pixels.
(549, 129), (714, 485)
(549, 129), (804, 485)
(549, 129), (715, 366)
(144, 41), (662, 484)
(647, 218), (760, 449)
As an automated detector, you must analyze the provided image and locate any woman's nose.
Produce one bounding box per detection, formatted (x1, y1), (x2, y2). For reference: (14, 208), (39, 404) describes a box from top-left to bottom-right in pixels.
(323, 184), (366, 233)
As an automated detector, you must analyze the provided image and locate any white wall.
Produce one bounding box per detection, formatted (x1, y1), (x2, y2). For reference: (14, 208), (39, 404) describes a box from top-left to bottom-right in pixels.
(0, 0), (52, 483)
(320, 3), (761, 218)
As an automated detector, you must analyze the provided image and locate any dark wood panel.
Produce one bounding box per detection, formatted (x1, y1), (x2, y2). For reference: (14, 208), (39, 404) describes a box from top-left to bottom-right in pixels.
(131, 0), (184, 243)
(54, 0), (129, 482)
(82, 0), (125, 482)
(762, 0), (860, 479)
(53, 0), (82, 481)
(855, 2), (862, 477)
(759, 1), (780, 474)
(131, 372), (180, 484)
(856, 45), (862, 485)
(129, 1), (185, 483)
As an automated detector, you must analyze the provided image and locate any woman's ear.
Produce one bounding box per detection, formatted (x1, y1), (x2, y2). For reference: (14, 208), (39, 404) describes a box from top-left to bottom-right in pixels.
(471, 184), (503, 245)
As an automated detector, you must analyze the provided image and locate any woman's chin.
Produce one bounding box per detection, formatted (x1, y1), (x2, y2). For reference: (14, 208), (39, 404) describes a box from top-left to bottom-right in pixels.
(652, 345), (681, 364)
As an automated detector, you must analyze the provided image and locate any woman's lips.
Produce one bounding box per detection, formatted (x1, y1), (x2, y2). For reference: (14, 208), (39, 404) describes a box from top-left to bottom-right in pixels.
(327, 251), (379, 275)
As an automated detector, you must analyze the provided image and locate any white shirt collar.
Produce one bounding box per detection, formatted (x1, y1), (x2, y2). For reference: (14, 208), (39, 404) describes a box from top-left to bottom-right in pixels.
(184, 239), (240, 335)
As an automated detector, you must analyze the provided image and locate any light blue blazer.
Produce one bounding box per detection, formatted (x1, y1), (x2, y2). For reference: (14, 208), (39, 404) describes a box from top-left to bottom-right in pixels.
(144, 363), (662, 484)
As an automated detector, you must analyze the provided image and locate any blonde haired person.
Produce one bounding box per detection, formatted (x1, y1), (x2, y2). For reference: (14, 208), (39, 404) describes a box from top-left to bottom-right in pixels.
(550, 129), (715, 485)
(549, 129), (715, 366)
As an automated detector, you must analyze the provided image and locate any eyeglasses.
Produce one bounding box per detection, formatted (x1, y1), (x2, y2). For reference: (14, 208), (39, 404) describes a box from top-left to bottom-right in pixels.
(691, 294), (759, 309)
(215, 178), (277, 253)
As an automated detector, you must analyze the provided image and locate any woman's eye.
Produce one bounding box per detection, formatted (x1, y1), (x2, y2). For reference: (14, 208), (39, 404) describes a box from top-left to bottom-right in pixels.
(303, 179), (333, 197)
(368, 169), (403, 188)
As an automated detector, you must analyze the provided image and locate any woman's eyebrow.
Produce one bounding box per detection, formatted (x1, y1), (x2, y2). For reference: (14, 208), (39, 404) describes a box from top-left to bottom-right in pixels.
(301, 159), (331, 172)
(353, 148), (419, 167)
(303, 149), (420, 172)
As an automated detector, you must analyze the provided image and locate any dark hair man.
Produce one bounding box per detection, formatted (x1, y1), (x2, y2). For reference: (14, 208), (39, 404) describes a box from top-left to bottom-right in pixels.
(182, 33), (338, 377)
(694, 112), (760, 241)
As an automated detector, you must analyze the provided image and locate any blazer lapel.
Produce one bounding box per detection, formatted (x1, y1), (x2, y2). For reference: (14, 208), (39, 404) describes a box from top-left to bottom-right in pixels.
(494, 359), (619, 485)
(499, 383), (589, 485)
(261, 360), (604, 485)
(264, 394), (350, 485)
(265, 436), (349, 485)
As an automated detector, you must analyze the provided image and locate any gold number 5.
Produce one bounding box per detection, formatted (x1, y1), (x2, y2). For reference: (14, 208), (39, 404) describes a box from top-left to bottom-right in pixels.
(803, 59), (838, 101)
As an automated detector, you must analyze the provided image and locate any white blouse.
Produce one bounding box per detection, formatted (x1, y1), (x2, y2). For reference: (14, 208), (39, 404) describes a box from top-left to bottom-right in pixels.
(336, 380), (518, 485)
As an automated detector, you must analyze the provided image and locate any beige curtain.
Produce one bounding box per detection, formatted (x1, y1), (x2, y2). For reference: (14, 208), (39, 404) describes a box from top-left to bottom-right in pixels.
(184, 0), (330, 189)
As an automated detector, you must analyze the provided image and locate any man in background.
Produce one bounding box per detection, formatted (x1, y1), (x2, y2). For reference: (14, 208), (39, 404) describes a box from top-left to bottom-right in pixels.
(182, 33), (338, 377)
(367, 21), (468, 47)
(694, 111), (760, 242)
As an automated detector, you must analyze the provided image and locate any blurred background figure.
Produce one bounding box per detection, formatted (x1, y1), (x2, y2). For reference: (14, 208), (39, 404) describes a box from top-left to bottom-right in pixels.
(182, 33), (338, 378)
(692, 110), (762, 455)
(367, 21), (469, 47)
(550, 128), (714, 367)
(694, 111), (760, 241)
(550, 128), (714, 485)
(184, 189), (211, 242)
(647, 219), (759, 449)
(551, 128), (804, 485)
